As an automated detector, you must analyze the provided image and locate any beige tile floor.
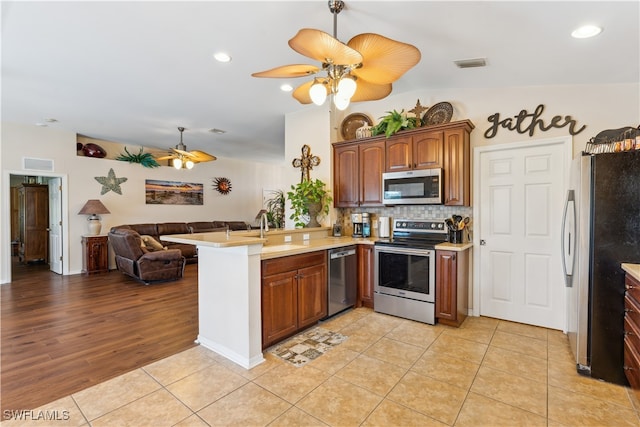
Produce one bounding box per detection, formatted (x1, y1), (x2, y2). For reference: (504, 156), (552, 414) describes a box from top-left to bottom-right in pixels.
(6, 308), (640, 426)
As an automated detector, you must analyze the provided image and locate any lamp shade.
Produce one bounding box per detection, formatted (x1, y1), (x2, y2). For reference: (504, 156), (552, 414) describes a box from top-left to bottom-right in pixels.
(78, 199), (110, 215)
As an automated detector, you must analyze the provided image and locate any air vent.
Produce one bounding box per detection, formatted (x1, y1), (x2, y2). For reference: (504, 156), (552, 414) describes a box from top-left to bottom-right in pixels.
(454, 58), (487, 68)
(23, 157), (54, 172)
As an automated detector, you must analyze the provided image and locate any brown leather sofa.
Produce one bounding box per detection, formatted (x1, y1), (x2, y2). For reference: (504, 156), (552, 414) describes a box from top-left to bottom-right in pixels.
(111, 221), (252, 264)
(108, 228), (185, 285)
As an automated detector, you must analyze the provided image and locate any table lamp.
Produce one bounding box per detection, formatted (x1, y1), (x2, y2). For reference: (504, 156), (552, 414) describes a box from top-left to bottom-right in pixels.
(78, 199), (110, 235)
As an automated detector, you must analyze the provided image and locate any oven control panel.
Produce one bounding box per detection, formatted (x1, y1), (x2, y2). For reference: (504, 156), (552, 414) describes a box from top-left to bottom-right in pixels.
(393, 219), (447, 234)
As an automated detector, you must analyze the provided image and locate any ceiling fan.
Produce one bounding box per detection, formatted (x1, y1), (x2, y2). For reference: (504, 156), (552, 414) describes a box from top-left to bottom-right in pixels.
(156, 127), (217, 170)
(252, 0), (421, 110)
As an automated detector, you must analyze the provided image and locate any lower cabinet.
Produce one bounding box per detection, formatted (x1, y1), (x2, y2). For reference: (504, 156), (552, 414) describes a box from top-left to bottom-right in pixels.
(357, 244), (374, 308)
(82, 235), (109, 274)
(624, 272), (640, 389)
(261, 251), (327, 348)
(435, 249), (470, 327)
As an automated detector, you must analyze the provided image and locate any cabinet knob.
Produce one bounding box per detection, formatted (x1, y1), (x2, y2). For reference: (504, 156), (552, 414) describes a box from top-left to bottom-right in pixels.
(624, 365), (635, 371)
(626, 284), (635, 290)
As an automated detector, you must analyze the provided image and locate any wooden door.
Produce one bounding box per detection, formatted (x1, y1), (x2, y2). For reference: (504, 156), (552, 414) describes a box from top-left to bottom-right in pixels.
(19, 185), (49, 263)
(297, 264), (327, 328)
(262, 270), (298, 347)
(443, 128), (470, 206)
(413, 131), (443, 169)
(359, 140), (385, 206)
(385, 136), (412, 171)
(333, 144), (359, 207)
(357, 245), (374, 308)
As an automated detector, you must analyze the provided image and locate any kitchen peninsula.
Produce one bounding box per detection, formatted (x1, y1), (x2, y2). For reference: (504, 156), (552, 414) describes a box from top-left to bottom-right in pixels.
(162, 228), (372, 369)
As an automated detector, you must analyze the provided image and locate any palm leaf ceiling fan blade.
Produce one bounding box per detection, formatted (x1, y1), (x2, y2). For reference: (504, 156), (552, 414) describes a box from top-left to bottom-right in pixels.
(348, 33), (421, 84)
(251, 64), (320, 78)
(289, 28), (362, 64)
(350, 79), (392, 102)
(155, 154), (177, 161)
(189, 150), (217, 162)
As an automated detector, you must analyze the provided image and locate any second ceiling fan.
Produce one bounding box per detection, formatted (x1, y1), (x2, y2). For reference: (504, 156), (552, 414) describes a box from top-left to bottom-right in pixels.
(252, 0), (421, 110)
(156, 127), (217, 170)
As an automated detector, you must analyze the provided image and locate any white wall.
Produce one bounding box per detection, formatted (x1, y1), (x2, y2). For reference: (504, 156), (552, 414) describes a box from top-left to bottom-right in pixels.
(1, 122), (287, 280)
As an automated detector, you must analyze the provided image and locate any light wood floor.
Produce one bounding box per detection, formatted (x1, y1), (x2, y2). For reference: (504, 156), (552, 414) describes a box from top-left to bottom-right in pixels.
(1, 259), (198, 412)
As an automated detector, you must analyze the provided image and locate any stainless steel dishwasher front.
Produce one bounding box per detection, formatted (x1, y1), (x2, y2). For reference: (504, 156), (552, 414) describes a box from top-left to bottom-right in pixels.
(327, 246), (357, 317)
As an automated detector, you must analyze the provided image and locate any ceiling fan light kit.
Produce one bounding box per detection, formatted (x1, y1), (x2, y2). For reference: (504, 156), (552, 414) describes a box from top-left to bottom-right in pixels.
(252, 0), (420, 109)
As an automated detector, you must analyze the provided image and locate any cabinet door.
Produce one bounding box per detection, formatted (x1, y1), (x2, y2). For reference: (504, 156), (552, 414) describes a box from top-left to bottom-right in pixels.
(443, 128), (470, 206)
(413, 131), (443, 169)
(359, 140), (385, 206)
(385, 136), (412, 172)
(83, 236), (109, 274)
(357, 245), (374, 308)
(333, 144), (359, 208)
(262, 271), (298, 348)
(297, 264), (327, 329)
(435, 250), (457, 321)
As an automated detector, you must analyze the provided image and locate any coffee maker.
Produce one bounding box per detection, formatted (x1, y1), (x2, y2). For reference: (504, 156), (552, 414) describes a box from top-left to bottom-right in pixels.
(351, 213), (364, 237)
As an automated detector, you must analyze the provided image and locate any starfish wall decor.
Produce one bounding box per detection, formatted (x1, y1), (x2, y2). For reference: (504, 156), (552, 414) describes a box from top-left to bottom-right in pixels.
(95, 168), (128, 195)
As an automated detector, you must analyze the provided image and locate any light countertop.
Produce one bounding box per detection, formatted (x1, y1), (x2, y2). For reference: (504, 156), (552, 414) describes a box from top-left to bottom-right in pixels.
(162, 229), (472, 259)
(622, 263), (640, 282)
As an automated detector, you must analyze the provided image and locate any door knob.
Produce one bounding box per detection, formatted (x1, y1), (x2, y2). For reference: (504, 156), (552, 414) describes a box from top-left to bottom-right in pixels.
(480, 240), (486, 246)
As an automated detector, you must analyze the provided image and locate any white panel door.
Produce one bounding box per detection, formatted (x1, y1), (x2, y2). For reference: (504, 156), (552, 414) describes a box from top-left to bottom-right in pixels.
(478, 141), (567, 329)
(48, 177), (63, 274)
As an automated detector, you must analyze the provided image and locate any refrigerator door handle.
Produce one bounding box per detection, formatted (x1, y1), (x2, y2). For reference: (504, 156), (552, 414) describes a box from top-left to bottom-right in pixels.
(562, 190), (576, 287)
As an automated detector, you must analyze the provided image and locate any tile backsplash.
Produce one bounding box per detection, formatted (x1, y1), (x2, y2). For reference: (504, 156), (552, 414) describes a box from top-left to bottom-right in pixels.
(337, 205), (473, 238)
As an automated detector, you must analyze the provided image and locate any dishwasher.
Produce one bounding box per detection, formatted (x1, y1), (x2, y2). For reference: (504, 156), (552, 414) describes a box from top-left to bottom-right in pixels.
(327, 246), (357, 317)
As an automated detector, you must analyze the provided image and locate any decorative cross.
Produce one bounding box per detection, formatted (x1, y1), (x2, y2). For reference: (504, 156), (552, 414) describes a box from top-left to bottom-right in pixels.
(409, 99), (428, 124)
(292, 144), (320, 183)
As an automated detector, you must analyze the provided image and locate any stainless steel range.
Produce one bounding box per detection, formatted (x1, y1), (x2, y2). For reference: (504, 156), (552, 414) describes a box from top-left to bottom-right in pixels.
(374, 219), (447, 324)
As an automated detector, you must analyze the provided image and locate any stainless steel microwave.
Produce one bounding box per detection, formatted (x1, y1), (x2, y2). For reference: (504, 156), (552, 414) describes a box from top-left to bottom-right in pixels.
(382, 169), (443, 205)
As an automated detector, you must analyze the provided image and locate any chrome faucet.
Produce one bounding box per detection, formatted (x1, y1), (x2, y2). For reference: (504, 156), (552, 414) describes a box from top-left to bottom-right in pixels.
(260, 212), (269, 239)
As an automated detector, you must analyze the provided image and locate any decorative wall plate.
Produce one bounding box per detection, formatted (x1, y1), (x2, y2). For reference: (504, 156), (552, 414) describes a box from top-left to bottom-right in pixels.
(213, 177), (232, 195)
(422, 102), (453, 126)
(341, 113), (373, 140)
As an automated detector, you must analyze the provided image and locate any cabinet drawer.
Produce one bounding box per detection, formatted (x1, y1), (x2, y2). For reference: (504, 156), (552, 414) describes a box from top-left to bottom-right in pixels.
(262, 251), (326, 276)
(625, 294), (640, 336)
(624, 336), (640, 389)
(624, 313), (640, 357)
(627, 275), (640, 302)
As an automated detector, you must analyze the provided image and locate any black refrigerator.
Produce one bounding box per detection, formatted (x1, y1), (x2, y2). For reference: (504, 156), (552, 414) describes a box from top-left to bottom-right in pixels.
(564, 150), (640, 385)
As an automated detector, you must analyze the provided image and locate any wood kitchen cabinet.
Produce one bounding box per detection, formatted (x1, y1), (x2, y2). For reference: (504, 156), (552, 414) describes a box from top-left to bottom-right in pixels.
(443, 124), (473, 206)
(18, 184), (49, 264)
(624, 272), (640, 389)
(357, 244), (374, 308)
(385, 131), (443, 171)
(82, 235), (109, 274)
(261, 250), (327, 348)
(435, 248), (470, 327)
(333, 139), (385, 208)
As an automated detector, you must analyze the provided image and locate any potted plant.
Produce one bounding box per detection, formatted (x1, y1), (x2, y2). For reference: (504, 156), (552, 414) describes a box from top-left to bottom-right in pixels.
(264, 189), (285, 229)
(287, 179), (332, 228)
(371, 109), (418, 138)
(115, 147), (160, 168)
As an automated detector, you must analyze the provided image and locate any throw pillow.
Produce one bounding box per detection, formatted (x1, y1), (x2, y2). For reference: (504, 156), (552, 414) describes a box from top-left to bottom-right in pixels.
(140, 235), (167, 251)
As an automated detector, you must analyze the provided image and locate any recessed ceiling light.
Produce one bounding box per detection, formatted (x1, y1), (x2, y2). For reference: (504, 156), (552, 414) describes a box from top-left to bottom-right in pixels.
(214, 52), (231, 63)
(209, 128), (226, 134)
(280, 84), (293, 92)
(45, 118), (58, 123)
(571, 25), (602, 39)
(35, 122), (48, 127)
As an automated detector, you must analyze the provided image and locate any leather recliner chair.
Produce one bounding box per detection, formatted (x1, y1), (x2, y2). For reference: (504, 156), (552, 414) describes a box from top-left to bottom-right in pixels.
(108, 228), (185, 285)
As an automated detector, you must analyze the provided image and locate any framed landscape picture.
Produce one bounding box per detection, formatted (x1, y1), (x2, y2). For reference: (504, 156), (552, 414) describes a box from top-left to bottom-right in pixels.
(145, 179), (203, 205)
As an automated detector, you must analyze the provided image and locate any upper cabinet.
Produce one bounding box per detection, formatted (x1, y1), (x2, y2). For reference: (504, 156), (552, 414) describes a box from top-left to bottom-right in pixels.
(333, 139), (385, 208)
(386, 131), (443, 171)
(334, 120), (474, 208)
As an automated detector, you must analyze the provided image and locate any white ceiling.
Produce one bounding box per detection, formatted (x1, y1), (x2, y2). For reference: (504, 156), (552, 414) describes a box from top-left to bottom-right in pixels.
(2, 1), (638, 162)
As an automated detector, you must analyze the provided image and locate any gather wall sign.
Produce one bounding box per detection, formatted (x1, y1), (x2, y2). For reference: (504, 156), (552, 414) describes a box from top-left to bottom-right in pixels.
(484, 104), (586, 139)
